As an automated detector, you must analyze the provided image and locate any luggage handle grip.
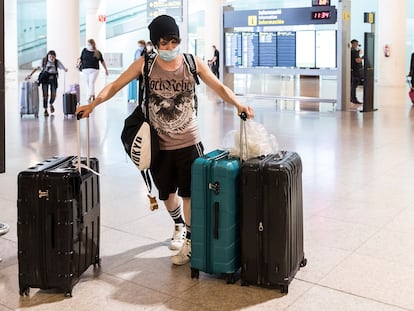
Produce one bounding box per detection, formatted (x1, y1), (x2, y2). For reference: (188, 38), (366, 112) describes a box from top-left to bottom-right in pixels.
(213, 202), (219, 240)
(239, 113), (248, 161)
(206, 150), (229, 161)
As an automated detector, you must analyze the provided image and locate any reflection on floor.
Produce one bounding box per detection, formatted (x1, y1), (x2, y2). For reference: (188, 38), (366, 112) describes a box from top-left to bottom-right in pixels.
(1, 71), (414, 310)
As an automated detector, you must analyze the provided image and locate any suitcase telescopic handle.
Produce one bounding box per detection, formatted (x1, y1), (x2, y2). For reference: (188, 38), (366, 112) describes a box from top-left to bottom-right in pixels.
(239, 112), (248, 161)
(76, 111), (90, 173)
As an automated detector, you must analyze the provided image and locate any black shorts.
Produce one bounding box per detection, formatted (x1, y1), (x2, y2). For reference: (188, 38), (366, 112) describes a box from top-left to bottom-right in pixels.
(150, 142), (204, 201)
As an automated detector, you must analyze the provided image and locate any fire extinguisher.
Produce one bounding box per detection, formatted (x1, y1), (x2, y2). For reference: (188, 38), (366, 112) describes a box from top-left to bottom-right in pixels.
(384, 44), (391, 58)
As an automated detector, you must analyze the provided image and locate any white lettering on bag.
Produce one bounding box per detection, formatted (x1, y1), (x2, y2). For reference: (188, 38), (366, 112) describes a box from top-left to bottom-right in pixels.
(130, 122), (151, 170)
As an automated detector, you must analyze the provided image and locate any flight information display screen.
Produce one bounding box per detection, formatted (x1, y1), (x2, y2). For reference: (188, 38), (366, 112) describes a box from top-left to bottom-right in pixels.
(242, 32), (259, 67)
(225, 30), (336, 68)
(225, 32), (242, 66)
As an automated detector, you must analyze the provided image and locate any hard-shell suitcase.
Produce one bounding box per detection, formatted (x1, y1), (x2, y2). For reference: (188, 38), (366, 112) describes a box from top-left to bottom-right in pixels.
(240, 151), (307, 293)
(63, 93), (77, 115)
(17, 117), (100, 297)
(127, 80), (137, 102)
(190, 149), (240, 283)
(67, 83), (80, 103)
(19, 80), (39, 118)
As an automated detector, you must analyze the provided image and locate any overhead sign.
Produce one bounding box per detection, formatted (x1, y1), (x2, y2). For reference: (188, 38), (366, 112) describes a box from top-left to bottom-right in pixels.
(147, 0), (183, 22)
(98, 15), (106, 23)
(224, 6), (337, 28)
(312, 0), (331, 6)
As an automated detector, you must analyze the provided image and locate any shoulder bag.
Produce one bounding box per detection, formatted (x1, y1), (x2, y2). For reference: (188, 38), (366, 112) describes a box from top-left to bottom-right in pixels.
(121, 53), (159, 170)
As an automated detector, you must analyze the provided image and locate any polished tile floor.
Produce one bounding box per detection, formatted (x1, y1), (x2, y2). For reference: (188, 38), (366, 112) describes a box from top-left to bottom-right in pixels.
(1, 70), (414, 310)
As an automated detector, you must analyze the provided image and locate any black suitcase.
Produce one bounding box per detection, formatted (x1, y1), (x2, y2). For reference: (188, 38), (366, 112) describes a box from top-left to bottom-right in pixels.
(63, 92), (77, 115)
(240, 151), (307, 293)
(17, 118), (100, 297)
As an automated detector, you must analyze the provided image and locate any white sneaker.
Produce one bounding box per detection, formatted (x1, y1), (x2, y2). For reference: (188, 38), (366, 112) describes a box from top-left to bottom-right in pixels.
(171, 239), (191, 266)
(169, 223), (186, 251)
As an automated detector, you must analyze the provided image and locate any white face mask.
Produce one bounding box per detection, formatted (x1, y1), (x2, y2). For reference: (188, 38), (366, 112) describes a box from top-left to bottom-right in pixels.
(146, 45), (153, 52)
(87, 43), (93, 51)
(158, 46), (180, 61)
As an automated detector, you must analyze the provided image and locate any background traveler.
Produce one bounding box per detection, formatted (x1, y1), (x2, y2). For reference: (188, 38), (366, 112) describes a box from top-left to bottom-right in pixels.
(208, 45), (220, 79)
(78, 38), (109, 103)
(350, 39), (363, 105)
(26, 50), (68, 116)
(134, 40), (146, 61)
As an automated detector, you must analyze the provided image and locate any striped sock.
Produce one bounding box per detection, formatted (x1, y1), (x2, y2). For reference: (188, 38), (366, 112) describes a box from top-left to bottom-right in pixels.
(185, 224), (191, 239)
(168, 205), (184, 224)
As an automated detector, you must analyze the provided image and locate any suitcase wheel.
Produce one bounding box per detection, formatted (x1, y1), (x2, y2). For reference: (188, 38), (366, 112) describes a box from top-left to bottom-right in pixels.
(241, 280), (250, 287)
(64, 290), (72, 298)
(93, 256), (101, 268)
(300, 257), (307, 268)
(19, 286), (30, 296)
(191, 268), (199, 279)
(280, 284), (288, 294)
(225, 273), (236, 284)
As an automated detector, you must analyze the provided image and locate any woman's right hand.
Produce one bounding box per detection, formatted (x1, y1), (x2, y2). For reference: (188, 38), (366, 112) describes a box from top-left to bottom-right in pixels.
(75, 103), (94, 119)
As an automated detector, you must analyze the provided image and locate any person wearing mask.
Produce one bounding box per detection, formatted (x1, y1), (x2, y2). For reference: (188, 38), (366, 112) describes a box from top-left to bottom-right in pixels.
(78, 38), (109, 103)
(76, 15), (254, 266)
(350, 39), (363, 105)
(134, 40), (147, 61)
(208, 45), (220, 79)
(128, 40), (147, 103)
(26, 50), (68, 116)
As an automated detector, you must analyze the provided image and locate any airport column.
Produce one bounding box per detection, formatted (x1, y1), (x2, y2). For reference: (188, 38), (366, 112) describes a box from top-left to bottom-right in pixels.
(204, 0), (221, 74)
(337, 0), (351, 110)
(4, 0), (17, 78)
(377, 1), (406, 87)
(46, 0), (80, 86)
(85, 0), (106, 52)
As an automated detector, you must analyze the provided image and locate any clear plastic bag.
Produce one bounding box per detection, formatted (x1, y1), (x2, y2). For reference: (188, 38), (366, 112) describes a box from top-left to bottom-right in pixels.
(223, 119), (279, 161)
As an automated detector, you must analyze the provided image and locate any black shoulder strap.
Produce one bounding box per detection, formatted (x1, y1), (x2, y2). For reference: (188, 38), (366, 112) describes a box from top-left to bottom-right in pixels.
(183, 53), (199, 85)
(139, 53), (156, 118)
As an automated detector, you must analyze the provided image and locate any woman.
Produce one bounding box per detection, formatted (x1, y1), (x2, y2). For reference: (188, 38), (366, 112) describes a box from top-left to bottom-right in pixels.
(76, 15), (254, 266)
(27, 50), (68, 116)
(78, 39), (109, 103)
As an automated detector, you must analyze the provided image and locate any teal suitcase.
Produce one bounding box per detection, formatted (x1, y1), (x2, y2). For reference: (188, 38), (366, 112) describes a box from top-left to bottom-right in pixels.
(190, 149), (240, 283)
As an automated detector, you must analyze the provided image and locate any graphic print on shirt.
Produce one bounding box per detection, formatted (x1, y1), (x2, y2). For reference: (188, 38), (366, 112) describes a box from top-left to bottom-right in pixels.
(148, 77), (195, 138)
